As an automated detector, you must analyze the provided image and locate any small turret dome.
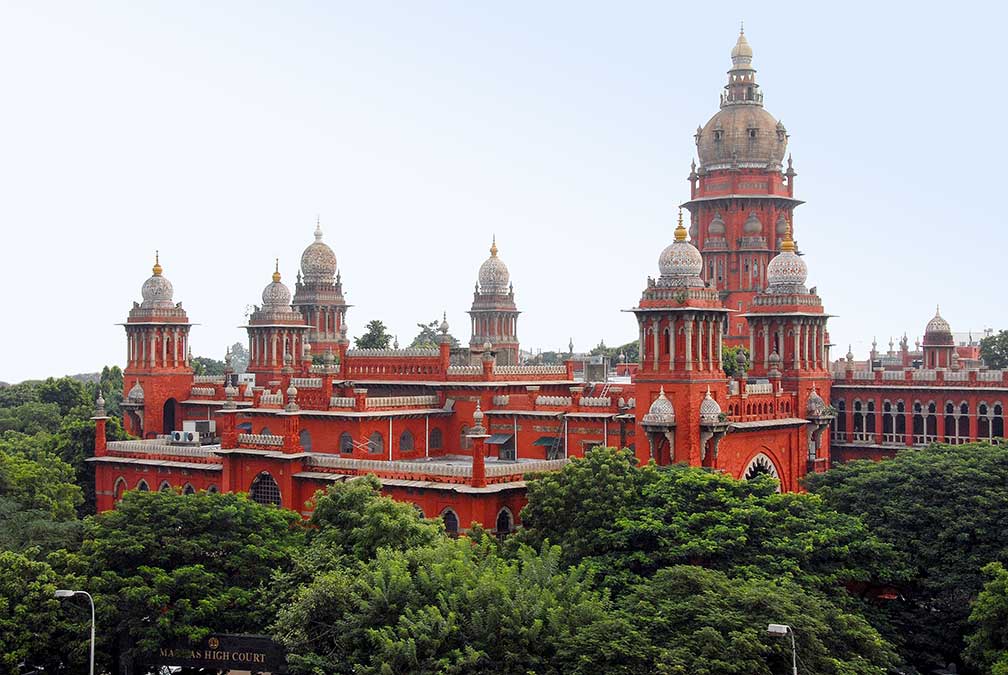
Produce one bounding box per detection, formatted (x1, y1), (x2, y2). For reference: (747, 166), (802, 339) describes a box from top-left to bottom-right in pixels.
(642, 386), (676, 425)
(699, 387), (722, 424)
(127, 380), (145, 403)
(708, 212), (726, 236)
(140, 252), (175, 309)
(776, 214), (788, 235)
(766, 222), (807, 294)
(300, 220), (338, 284)
(743, 212), (763, 234)
(262, 261), (292, 308)
(658, 211), (704, 288)
(806, 386), (826, 416)
(923, 306), (954, 346)
(478, 237), (510, 293)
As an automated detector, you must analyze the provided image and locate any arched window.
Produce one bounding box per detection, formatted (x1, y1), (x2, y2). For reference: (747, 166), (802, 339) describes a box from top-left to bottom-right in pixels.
(249, 472), (281, 506)
(853, 400), (865, 440)
(913, 401), (925, 444)
(399, 430), (415, 452)
(299, 429), (312, 452)
(495, 508), (513, 539)
(113, 477), (127, 501)
(958, 402), (970, 442)
(159, 481), (172, 492)
(429, 428), (443, 450)
(182, 483), (195, 495)
(137, 479), (150, 492)
(865, 401), (876, 435)
(260, 426), (272, 435)
(442, 509), (459, 538)
(661, 329), (670, 357)
(832, 400), (846, 441)
(895, 401), (906, 441)
(207, 485), (219, 494)
(368, 432), (384, 455)
(339, 432), (354, 454)
(459, 425), (472, 450)
(743, 453), (781, 491)
(994, 404), (1004, 439)
(945, 402), (957, 443)
(979, 403), (991, 440)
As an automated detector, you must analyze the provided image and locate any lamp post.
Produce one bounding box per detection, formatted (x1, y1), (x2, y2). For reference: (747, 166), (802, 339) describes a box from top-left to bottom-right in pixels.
(767, 623), (797, 675)
(56, 589), (95, 675)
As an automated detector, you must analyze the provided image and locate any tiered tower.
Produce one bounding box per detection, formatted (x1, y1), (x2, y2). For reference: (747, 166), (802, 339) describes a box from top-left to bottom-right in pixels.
(632, 212), (731, 466)
(292, 220), (349, 357)
(245, 261), (310, 383)
(120, 253), (193, 438)
(469, 237), (520, 365)
(683, 29), (801, 346)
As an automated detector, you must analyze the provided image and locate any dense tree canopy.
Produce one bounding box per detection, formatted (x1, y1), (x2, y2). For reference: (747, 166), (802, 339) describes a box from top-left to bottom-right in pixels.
(410, 318), (460, 349)
(966, 562), (1008, 674)
(355, 319), (392, 349)
(721, 345), (751, 377)
(980, 329), (1008, 369)
(61, 490), (305, 671)
(805, 442), (1008, 673)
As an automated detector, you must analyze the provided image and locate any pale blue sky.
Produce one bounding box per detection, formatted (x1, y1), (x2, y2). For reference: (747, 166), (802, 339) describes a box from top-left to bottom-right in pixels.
(1, 2), (1004, 382)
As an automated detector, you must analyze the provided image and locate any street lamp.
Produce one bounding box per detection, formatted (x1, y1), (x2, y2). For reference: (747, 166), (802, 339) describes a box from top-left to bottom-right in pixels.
(767, 623), (797, 675)
(55, 589), (95, 675)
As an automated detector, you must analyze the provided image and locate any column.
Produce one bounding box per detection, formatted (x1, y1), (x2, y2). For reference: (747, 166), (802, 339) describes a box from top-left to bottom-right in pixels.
(749, 329), (755, 368)
(685, 315), (694, 371)
(638, 323), (645, 368)
(717, 322), (723, 371)
(651, 318), (659, 371)
(697, 318), (704, 370)
(792, 321), (800, 370)
(669, 315), (676, 368)
(707, 316), (715, 371)
(762, 320), (770, 370)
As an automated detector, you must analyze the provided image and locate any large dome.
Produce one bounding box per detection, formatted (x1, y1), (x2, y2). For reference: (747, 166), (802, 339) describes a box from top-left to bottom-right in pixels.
(658, 213), (704, 288)
(695, 31), (788, 171)
(262, 263), (292, 308)
(478, 238), (510, 293)
(300, 221), (337, 284)
(140, 253), (175, 309)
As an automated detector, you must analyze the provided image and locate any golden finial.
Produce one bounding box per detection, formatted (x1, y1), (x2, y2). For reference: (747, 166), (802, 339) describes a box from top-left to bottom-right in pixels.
(674, 209), (687, 242)
(490, 235), (498, 257)
(152, 250), (162, 276)
(272, 258), (281, 283)
(781, 218), (795, 253)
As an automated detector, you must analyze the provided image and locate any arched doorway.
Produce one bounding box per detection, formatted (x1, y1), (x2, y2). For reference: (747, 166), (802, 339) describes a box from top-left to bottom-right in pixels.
(495, 508), (513, 540)
(162, 398), (178, 435)
(442, 509), (459, 538)
(742, 452), (781, 492)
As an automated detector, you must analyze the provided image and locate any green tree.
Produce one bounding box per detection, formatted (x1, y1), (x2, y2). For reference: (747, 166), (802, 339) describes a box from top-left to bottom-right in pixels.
(980, 330), (1008, 369)
(409, 319), (460, 349)
(0, 401), (62, 434)
(274, 540), (627, 675)
(520, 447), (898, 593)
(98, 365), (124, 417)
(191, 356), (226, 375)
(66, 490), (305, 672)
(805, 442), (1008, 672)
(354, 320), (392, 349)
(0, 380), (41, 408)
(0, 442), (82, 554)
(721, 345), (751, 377)
(37, 376), (89, 416)
(0, 550), (88, 675)
(229, 341), (249, 373)
(616, 565), (896, 674)
(966, 562), (1008, 674)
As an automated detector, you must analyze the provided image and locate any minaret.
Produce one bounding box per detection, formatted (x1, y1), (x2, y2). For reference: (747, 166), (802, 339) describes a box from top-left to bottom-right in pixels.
(683, 29), (801, 348)
(632, 211), (731, 467)
(245, 260), (310, 384)
(120, 252), (193, 438)
(292, 219), (349, 357)
(469, 237), (520, 366)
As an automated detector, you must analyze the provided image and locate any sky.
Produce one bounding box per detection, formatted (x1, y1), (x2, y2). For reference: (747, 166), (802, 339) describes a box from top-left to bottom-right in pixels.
(1, 1), (1005, 382)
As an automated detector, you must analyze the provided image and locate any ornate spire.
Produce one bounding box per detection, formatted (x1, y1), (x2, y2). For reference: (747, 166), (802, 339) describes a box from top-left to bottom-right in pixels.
(152, 250), (162, 276)
(314, 215), (323, 242)
(490, 235), (498, 257)
(272, 258), (281, 283)
(674, 209), (687, 242)
(781, 218), (795, 253)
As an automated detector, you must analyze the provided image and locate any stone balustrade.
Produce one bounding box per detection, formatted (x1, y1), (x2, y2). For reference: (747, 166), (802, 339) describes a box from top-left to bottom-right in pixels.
(291, 377), (322, 388)
(260, 392), (283, 406)
(494, 365), (567, 375)
(366, 395), (439, 408)
(852, 371), (875, 380)
(492, 395), (510, 406)
(329, 396), (356, 408)
(238, 433), (283, 447)
(536, 395), (572, 407)
(346, 348), (439, 357)
(912, 370), (937, 381)
(193, 375), (226, 384)
(744, 383), (773, 395)
(882, 370), (905, 380)
(978, 370), (1004, 382)
(945, 371), (969, 381)
(447, 365), (482, 375)
(190, 386), (216, 397)
(304, 454), (569, 479)
(106, 439), (217, 458)
(578, 396), (612, 407)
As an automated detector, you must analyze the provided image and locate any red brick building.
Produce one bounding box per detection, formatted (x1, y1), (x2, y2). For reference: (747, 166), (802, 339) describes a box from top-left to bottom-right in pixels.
(91, 30), (838, 533)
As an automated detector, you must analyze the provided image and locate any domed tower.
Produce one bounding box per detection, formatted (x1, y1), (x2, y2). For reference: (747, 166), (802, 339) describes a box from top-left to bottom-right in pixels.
(245, 261), (310, 383)
(632, 211), (731, 466)
(922, 306), (955, 368)
(120, 253), (193, 438)
(292, 220), (349, 357)
(744, 221), (834, 465)
(684, 29), (801, 347)
(468, 237), (520, 365)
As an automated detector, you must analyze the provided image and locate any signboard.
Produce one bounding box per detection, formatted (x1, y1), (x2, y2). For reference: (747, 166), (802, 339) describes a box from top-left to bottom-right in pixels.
(153, 634), (287, 672)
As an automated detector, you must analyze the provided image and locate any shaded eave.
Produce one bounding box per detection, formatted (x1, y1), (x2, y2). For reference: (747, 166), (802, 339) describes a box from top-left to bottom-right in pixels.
(680, 195), (805, 208)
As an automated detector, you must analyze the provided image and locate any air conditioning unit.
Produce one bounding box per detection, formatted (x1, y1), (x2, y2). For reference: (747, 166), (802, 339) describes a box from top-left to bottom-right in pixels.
(170, 430), (200, 445)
